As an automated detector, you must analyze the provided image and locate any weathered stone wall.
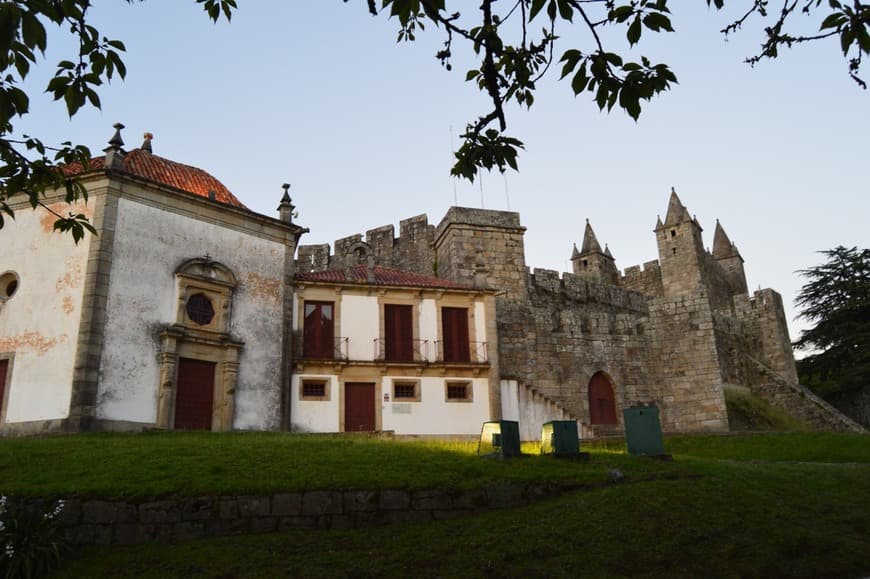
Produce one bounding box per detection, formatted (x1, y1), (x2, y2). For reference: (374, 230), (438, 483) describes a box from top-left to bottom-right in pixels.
(734, 289), (799, 385)
(620, 260), (663, 297)
(291, 205), (843, 436)
(295, 215), (435, 276)
(647, 295), (729, 432)
(494, 269), (656, 431)
(433, 207), (527, 299)
(704, 252), (742, 314)
(26, 482), (580, 545)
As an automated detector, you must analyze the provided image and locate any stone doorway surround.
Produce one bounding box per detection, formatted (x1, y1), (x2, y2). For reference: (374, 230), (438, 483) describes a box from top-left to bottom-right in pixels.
(156, 258), (243, 431)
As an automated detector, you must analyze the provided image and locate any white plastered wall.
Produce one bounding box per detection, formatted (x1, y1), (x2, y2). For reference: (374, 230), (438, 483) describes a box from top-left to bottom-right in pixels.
(290, 374), (339, 432)
(0, 201), (92, 423)
(341, 294), (378, 360)
(382, 376), (490, 435)
(97, 195), (287, 429)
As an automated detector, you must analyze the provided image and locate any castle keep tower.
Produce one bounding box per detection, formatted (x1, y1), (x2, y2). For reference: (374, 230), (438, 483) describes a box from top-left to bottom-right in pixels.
(433, 207), (528, 299)
(655, 190), (708, 297)
(571, 220), (619, 285)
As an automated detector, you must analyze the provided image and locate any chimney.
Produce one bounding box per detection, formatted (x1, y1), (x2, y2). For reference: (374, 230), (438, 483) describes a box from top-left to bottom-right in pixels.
(141, 132), (153, 153)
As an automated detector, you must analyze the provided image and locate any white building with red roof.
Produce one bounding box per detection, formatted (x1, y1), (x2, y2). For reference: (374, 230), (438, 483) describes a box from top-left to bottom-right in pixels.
(0, 125), (307, 433)
(0, 125), (503, 437)
(292, 265), (499, 435)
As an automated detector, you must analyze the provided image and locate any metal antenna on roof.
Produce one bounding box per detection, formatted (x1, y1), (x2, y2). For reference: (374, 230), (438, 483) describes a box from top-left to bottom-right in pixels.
(503, 172), (511, 210)
(479, 175), (485, 209)
(449, 126), (457, 206)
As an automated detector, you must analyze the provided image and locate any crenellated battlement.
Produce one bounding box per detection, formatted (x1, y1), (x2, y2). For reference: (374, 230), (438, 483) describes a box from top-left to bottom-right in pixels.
(527, 268), (649, 313)
(619, 260), (663, 297)
(296, 214), (435, 275)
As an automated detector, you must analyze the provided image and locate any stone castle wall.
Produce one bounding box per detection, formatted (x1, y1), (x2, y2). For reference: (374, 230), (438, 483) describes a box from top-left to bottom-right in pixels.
(620, 260), (663, 297)
(294, 204), (851, 435)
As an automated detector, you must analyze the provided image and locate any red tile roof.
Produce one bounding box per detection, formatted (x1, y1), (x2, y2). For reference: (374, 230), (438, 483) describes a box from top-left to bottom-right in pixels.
(296, 265), (476, 290)
(64, 149), (246, 208)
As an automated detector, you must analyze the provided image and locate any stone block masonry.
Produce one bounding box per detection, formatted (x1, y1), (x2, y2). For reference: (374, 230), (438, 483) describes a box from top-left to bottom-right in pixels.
(294, 198), (861, 436)
(27, 483), (582, 546)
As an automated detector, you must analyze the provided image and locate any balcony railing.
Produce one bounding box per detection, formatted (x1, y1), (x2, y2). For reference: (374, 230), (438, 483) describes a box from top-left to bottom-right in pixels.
(433, 341), (488, 363)
(297, 336), (348, 360)
(373, 338), (429, 363)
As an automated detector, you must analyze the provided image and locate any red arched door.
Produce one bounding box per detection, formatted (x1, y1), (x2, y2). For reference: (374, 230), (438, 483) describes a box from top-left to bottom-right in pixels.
(588, 372), (617, 425)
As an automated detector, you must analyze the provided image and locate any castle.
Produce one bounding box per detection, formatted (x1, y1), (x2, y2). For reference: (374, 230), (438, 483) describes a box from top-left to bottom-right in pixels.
(0, 127), (861, 437)
(295, 196), (862, 438)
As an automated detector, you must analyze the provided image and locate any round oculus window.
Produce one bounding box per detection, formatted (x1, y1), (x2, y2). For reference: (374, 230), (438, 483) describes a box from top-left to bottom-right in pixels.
(0, 272), (19, 299)
(186, 293), (215, 326)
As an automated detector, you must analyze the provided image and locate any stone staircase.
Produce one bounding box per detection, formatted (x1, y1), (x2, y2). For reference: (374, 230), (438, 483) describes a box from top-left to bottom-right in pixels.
(744, 355), (865, 433)
(500, 381), (582, 441)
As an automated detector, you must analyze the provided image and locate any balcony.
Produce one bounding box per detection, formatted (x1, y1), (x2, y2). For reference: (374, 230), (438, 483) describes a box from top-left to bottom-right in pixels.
(372, 338), (429, 363)
(434, 341), (488, 363)
(297, 336), (348, 361)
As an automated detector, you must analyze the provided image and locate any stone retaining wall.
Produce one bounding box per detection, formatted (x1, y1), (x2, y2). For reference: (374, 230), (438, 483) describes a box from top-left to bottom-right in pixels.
(27, 482), (577, 546)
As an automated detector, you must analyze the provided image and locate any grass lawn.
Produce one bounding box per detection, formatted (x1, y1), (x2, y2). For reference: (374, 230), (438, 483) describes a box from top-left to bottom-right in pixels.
(0, 432), (866, 577)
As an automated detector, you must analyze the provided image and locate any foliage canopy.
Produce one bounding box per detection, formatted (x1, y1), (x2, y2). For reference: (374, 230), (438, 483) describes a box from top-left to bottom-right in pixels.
(0, 0), (867, 238)
(795, 246), (870, 398)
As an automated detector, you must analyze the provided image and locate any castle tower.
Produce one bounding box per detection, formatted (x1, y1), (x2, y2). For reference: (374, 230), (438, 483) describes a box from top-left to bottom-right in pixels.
(571, 220), (619, 284)
(655, 189), (708, 297)
(433, 207), (528, 300)
(712, 220), (748, 295)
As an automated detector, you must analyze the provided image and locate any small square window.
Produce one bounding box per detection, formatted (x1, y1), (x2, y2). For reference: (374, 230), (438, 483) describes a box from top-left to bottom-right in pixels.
(445, 381), (472, 403)
(393, 381), (420, 402)
(300, 380), (330, 401)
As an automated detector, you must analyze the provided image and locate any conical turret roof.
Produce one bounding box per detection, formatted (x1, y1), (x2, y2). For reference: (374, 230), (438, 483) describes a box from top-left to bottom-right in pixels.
(580, 219), (603, 254)
(663, 188), (693, 227)
(712, 220), (741, 259)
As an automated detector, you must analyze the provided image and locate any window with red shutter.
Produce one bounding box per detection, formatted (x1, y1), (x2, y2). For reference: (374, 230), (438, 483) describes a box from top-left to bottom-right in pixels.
(442, 307), (470, 362)
(384, 304), (413, 361)
(303, 301), (334, 359)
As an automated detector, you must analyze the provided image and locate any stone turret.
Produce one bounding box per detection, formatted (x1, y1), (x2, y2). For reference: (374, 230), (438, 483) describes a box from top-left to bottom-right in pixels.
(571, 220), (619, 285)
(434, 207), (527, 300)
(655, 189), (708, 297)
(712, 220), (748, 295)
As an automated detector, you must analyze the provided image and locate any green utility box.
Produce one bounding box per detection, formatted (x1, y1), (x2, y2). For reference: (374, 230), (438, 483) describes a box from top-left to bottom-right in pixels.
(540, 420), (580, 456)
(478, 420), (521, 457)
(623, 405), (665, 457)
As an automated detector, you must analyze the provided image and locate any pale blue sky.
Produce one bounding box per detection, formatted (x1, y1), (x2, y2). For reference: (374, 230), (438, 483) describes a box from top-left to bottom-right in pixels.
(15, 1), (869, 342)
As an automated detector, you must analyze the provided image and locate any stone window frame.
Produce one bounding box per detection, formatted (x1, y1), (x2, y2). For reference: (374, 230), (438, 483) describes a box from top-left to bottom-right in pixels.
(392, 379), (421, 402)
(377, 291), (423, 362)
(294, 286), (343, 359)
(156, 257), (243, 432)
(299, 378), (331, 402)
(434, 293), (480, 363)
(445, 380), (473, 403)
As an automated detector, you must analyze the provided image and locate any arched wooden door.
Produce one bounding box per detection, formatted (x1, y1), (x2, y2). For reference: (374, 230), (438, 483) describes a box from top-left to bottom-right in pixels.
(588, 372), (617, 425)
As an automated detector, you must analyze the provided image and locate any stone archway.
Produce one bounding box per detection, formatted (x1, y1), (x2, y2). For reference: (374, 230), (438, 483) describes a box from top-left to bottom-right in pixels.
(588, 372), (618, 425)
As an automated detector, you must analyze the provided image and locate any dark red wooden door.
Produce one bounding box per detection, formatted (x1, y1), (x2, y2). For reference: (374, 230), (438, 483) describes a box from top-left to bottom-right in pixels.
(0, 359), (7, 417)
(345, 382), (375, 432)
(303, 301), (334, 358)
(384, 304), (413, 361)
(442, 307), (470, 362)
(588, 373), (617, 424)
(175, 358), (216, 430)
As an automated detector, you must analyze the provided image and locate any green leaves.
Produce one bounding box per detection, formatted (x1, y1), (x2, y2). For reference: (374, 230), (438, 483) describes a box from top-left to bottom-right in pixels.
(195, 0), (237, 22)
(450, 129), (524, 182)
(795, 246), (870, 397)
(561, 49), (677, 120)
